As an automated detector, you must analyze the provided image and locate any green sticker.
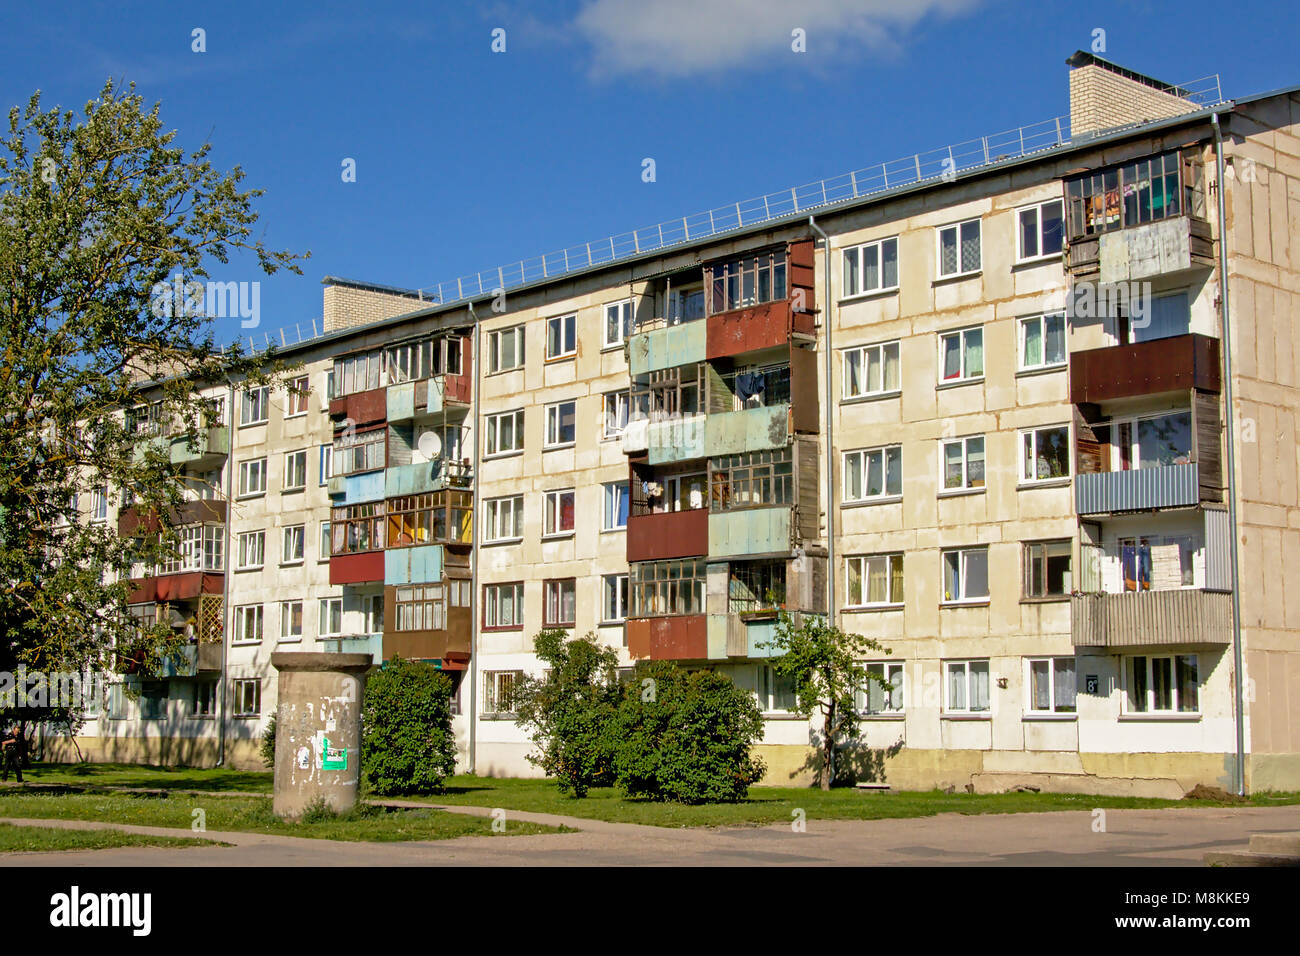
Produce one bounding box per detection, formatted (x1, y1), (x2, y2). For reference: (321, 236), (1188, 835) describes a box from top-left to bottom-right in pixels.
(321, 736), (347, 771)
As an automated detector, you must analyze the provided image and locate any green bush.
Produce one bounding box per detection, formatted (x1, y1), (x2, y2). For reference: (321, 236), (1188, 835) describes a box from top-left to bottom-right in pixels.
(612, 662), (766, 804)
(513, 630), (621, 798)
(259, 712), (277, 769)
(361, 657), (458, 795)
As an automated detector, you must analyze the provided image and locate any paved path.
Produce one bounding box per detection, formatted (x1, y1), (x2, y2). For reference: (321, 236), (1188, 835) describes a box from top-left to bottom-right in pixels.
(3, 803), (1298, 866)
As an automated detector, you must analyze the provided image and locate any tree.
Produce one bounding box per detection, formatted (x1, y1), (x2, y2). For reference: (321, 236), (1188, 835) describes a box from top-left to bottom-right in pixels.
(612, 661), (766, 804)
(512, 629), (621, 797)
(762, 612), (892, 790)
(0, 79), (304, 731)
(361, 657), (458, 795)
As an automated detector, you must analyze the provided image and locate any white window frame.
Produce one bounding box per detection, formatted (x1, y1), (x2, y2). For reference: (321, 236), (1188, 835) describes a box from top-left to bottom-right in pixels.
(544, 400), (577, 449)
(1025, 657), (1078, 715)
(841, 236), (899, 298)
(487, 325), (526, 374)
(603, 299), (633, 348)
(1019, 424), (1071, 484)
(232, 678), (261, 717)
(603, 390), (630, 439)
(939, 435), (986, 494)
(238, 458), (267, 498)
(232, 604), (264, 645)
(281, 524), (305, 566)
(844, 553), (904, 609)
(239, 386), (270, 426)
(936, 218), (982, 278)
(841, 340), (901, 400)
(236, 530), (265, 571)
(319, 598), (343, 637)
(319, 444), (332, 485)
(483, 582), (524, 629)
(542, 489), (576, 538)
(543, 578), (576, 627)
(1019, 312), (1067, 371)
(286, 375), (310, 418)
(279, 600), (303, 642)
(484, 409), (524, 458)
(283, 450), (307, 492)
(602, 482), (629, 532)
(1123, 654), (1200, 716)
(545, 313), (577, 360)
(91, 487), (109, 523)
(484, 669), (525, 715)
(602, 573), (629, 623)
(1015, 198), (1065, 263)
(938, 326), (984, 383)
(318, 521), (331, 562)
(944, 659), (991, 714)
(941, 546), (990, 605)
(856, 661), (905, 715)
(842, 445), (902, 503)
(755, 665), (797, 715)
(483, 495), (524, 543)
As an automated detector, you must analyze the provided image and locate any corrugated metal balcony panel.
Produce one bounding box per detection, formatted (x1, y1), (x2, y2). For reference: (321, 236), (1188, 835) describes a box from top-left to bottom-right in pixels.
(628, 321), (707, 378)
(384, 461), (443, 498)
(1074, 463), (1200, 514)
(1071, 589), (1232, 648)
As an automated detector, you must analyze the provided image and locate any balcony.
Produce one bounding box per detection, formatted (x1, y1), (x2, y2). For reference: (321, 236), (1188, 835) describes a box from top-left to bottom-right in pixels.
(1071, 589), (1232, 648)
(628, 321), (707, 377)
(119, 499), (226, 537)
(1070, 333), (1220, 404)
(382, 618), (471, 665)
(168, 427), (229, 469)
(384, 545), (444, 586)
(127, 571), (224, 605)
(627, 509), (708, 562)
(384, 459), (473, 498)
(159, 642), (222, 678)
(320, 633), (384, 660)
(708, 507), (793, 559)
(328, 387), (387, 427)
(1075, 463), (1200, 515)
(641, 415), (707, 466)
(386, 375), (472, 423)
(329, 551), (385, 585)
(705, 403), (790, 457)
(1067, 215), (1214, 283)
(626, 614), (708, 661)
(706, 299), (815, 361)
(328, 470), (386, 504)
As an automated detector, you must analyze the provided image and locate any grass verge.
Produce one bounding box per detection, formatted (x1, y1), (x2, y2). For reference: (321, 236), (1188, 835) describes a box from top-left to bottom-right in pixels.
(0, 821), (224, 853)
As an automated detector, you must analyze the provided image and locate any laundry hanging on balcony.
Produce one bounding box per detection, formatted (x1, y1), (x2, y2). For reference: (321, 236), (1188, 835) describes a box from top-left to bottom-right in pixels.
(735, 371), (765, 403)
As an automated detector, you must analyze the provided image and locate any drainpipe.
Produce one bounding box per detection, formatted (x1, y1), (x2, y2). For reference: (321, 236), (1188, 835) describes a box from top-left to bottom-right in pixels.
(216, 380), (234, 767)
(1212, 112), (1247, 797)
(808, 217), (836, 620)
(466, 302), (482, 775)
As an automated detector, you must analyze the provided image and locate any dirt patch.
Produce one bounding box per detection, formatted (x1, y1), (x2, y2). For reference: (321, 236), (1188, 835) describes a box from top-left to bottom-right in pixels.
(1183, 784), (1246, 803)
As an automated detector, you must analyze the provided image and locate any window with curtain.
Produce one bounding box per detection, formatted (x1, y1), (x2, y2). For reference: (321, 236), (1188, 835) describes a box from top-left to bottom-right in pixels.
(842, 341), (901, 399)
(938, 219), (981, 277)
(1028, 657), (1077, 713)
(1020, 313), (1066, 369)
(843, 446), (902, 502)
(945, 660), (990, 712)
(857, 662), (904, 714)
(939, 327), (983, 381)
(846, 554), (904, 607)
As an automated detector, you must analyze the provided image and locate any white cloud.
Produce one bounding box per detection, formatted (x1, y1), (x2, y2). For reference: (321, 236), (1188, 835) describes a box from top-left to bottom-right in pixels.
(573, 0), (981, 79)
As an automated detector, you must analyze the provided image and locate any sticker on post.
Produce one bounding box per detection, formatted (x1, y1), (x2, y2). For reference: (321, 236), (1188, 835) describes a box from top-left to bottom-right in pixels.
(321, 736), (347, 771)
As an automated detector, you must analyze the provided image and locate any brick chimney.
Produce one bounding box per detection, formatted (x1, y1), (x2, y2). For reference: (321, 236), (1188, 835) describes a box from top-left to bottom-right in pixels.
(321, 277), (428, 332)
(1067, 51), (1199, 139)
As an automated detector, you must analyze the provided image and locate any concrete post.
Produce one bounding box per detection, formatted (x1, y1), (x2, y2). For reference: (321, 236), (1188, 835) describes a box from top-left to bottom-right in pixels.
(271, 653), (372, 820)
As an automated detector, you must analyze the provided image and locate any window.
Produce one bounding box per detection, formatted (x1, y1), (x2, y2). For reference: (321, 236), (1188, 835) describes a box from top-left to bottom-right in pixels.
(385, 339), (433, 385)
(1125, 654), (1199, 714)
(842, 341), (900, 399)
(240, 386), (269, 426)
(856, 662), (904, 715)
(395, 584), (446, 631)
(387, 491), (473, 547)
(651, 472), (707, 513)
(1016, 199), (1065, 261)
(729, 561), (786, 613)
(279, 600), (303, 641)
(706, 248), (787, 314)
(1027, 657), (1077, 714)
(283, 450), (307, 491)
(544, 578), (576, 627)
(1119, 535), (1196, 591)
(602, 574), (628, 623)
(483, 495), (524, 543)
(604, 299), (633, 348)
(233, 678), (261, 717)
(161, 524), (224, 574)
(603, 390), (630, 438)
(282, 525), (305, 565)
(939, 327), (983, 381)
(941, 436), (986, 492)
(319, 597), (343, 637)
(484, 670), (524, 715)
(1065, 150), (1191, 240)
(139, 681), (167, 720)
(668, 285), (705, 325)
(484, 582), (524, 629)
(286, 376), (310, 417)
(319, 522), (331, 561)
(488, 325), (525, 373)
(333, 349), (383, 397)
(333, 429), (385, 476)
(331, 502), (385, 554)
(842, 446), (902, 502)
(238, 458), (267, 497)
(942, 547), (989, 604)
(91, 487), (108, 522)
(630, 364), (704, 423)
(485, 409), (524, 457)
(945, 660), (990, 713)
(544, 400), (576, 448)
(845, 554), (904, 608)
(192, 681), (217, 718)
(937, 218), (981, 277)
(1130, 291), (1191, 344)
(319, 444), (332, 485)
(363, 594), (384, 634)
(236, 531), (265, 570)
(755, 665), (797, 713)
(1108, 410), (1193, 470)
(233, 604), (263, 644)
(631, 559), (707, 617)
(325, 369), (336, 401)
(723, 362), (790, 409)
(1020, 313), (1066, 370)
(842, 237), (899, 297)
(546, 313), (576, 359)
(1020, 425), (1070, 482)
(603, 483), (629, 531)
(543, 489), (575, 537)
(1024, 540), (1072, 598)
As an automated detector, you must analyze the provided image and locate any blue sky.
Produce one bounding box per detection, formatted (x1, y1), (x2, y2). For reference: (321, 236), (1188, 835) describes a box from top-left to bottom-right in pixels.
(2, 0), (1296, 346)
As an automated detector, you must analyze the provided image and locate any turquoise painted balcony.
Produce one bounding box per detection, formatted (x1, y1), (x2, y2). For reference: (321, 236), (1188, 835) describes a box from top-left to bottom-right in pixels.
(628, 320), (706, 377)
(328, 470), (386, 504)
(384, 460), (473, 498)
(708, 507), (793, 559)
(385, 544), (444, 586)
(387, 376), (471, 424)
(644, 415), (707, 466)
(169, 426), (229, 469)
(320, 633), (384, 660)
(709, 613), (782, 659)
(705, 403), (789, 456)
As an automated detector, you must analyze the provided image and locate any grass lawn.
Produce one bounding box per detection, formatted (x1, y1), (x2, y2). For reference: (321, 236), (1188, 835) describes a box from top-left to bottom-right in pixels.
(0, 788), (569, 842)
(0, 821), (224, 853)
(16, 762), (273, 793)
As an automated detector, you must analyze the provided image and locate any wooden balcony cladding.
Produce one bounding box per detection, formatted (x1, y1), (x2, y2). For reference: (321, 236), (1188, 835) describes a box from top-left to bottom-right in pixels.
(328, 386), (387, 426)
(329, 550), (385, 585)
(626, 614), (708, 661)
(627, 509), (708, 562)
(1071, 589), (1232, 648)
(382, 594), (471, 664)
(1069, 333), (1220, 404)
(127, 571), (224, 605)
(118, 499), (227, 537)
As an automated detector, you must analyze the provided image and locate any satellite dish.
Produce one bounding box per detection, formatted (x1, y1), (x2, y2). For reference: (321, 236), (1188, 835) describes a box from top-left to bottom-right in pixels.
(417, 430), (442, 460)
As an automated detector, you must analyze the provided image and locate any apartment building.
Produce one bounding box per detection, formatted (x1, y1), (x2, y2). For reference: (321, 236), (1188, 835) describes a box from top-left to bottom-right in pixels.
(50, 53), (1300, 795)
